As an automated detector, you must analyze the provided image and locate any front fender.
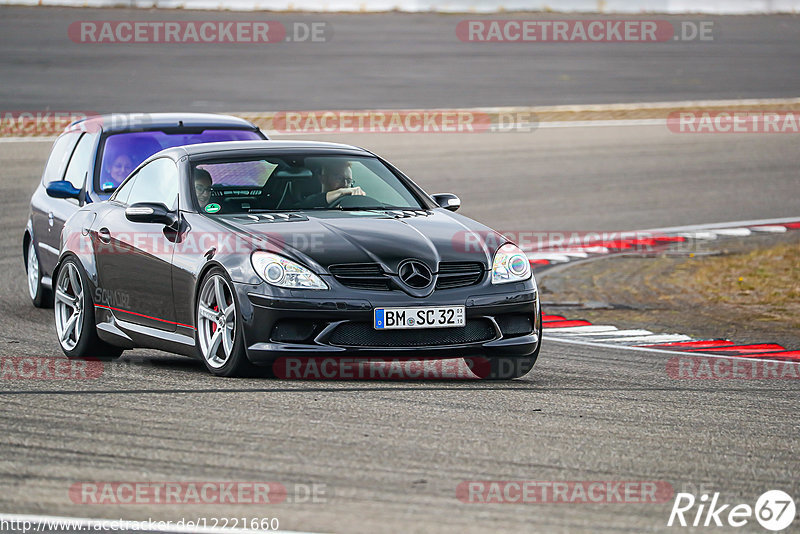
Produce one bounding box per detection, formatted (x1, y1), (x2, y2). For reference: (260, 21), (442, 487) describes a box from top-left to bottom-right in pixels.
(56, 209), (99, 290)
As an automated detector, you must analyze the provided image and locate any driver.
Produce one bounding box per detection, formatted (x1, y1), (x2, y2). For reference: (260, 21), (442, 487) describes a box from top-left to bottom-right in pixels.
(300, 159), (365, 208)
(194, 168), (213, 208)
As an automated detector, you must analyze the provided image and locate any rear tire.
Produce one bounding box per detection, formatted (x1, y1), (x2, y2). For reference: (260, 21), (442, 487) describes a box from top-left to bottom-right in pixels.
(54, 257), (123, 360)
(26, 239), (53, 308)
(195, 268), (258, 377)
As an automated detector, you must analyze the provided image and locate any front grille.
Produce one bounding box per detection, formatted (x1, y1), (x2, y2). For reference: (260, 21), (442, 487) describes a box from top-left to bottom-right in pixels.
(329, 262), (485, 292)
(495, 314), (534, 338)
(329, 263), (391, 291)
(328, 319), (496, 347)
(436, 262), (484, 290)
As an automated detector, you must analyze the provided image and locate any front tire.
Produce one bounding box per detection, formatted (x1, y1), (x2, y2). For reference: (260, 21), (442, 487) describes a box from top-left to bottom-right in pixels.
(27, 239), (53, 308)
(195, 268), (256, 377)
(54, 257), (123, 360)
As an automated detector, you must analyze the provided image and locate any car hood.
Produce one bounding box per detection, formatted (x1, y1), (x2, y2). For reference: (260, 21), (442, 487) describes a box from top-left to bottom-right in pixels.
(214, 209), (507, 274)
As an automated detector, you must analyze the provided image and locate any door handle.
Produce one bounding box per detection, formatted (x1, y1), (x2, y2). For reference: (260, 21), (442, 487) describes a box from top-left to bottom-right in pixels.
(48, 212), (54, 228)
(97, 227), (111, 244)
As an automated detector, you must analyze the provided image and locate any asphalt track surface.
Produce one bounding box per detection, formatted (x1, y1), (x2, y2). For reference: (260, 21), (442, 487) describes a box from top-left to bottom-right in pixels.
(1, 8), (800, 111)
(0, 127), (798, 533)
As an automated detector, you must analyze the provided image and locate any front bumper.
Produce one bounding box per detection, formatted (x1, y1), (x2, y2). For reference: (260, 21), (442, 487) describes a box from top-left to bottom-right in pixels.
(234, 281), (541, 365)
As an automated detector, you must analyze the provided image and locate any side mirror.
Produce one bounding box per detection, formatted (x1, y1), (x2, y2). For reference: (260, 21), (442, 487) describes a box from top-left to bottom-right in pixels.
(125, 202), (178, 226)
(46, 180), (81, 200)
(432, 193), (461, 212)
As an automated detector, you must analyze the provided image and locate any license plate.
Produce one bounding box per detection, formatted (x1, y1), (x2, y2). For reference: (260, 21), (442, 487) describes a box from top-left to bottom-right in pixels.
(374, 306), (465, 330)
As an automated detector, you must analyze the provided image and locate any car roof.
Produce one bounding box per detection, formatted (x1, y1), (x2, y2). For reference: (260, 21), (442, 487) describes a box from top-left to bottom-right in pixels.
(160, 140), (375, 160)
(65, 112), (259, 134)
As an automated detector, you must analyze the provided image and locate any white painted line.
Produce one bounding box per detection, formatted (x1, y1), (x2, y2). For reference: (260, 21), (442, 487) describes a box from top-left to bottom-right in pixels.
(0, 513), (322, 534)
(544, 325), (619, 334)
(0, 136), (55, 143)
(579, 246), (611, 254)
(557, 329), (655, 337)
(750, 225), (788, 233)
(536, 119), (667, 129)
(711, 228), (752, 237)
(557, 251), (590, 259)
(643, 216), (800, 235)
(547, 336), (800, 365)
(678, 231), (718, 240)
(600, 334), (693, 344)
(526, 253), (571, 262)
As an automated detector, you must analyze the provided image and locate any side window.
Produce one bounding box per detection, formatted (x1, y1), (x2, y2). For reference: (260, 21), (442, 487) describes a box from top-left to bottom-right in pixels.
(41, 132), (80, 184)
(126, 158), (179, 210)
(63, 133), (96, 191)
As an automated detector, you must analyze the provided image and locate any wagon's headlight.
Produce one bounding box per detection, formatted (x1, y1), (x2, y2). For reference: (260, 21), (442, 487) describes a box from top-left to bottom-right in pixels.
(251, 251), (327, 290)
(491, 243), (531, 284)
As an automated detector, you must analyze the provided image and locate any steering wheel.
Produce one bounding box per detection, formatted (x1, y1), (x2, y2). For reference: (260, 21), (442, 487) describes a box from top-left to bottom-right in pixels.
(327, 193), (383, 209)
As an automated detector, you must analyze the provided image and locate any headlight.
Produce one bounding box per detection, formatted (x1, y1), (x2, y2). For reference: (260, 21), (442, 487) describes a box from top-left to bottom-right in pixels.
(492, 243), (532, 285)
(251, 251), (328, 290)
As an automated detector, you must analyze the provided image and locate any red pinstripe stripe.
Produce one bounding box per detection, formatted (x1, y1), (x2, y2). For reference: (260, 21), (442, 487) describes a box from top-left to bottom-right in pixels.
(95, 304), (196, 330)
(542, 320), (593, 328)
(641, 340), (735, 349)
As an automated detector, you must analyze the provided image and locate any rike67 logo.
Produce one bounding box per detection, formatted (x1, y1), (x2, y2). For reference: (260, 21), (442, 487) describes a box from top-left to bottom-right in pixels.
(668, 490), (796, 531)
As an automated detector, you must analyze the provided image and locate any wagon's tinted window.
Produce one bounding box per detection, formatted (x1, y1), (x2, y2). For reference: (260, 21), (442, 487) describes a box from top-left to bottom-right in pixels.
(98, 129), (262, 192)
(125, 158), (179, 211)
(41, 132), (80, 184)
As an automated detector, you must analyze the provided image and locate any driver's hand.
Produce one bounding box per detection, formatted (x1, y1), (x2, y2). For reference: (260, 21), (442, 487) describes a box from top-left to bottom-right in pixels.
(341, 186), (365, 197)
(326, 187), (366, 204)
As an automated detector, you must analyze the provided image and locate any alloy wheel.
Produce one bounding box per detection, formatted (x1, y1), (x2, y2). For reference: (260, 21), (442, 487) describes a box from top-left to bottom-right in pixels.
(54, 262), (84, 351)
(197, 275), (237, 369)
(27, 242), (40, 300)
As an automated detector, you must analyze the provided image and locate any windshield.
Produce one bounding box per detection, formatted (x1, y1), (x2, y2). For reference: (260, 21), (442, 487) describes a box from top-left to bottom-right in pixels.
(192, 154), (424, 214)
(97, 129), (262, 192)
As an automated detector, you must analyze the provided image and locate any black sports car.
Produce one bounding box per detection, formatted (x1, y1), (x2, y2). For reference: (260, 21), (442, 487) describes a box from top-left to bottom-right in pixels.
(54, 140), (541, 379)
